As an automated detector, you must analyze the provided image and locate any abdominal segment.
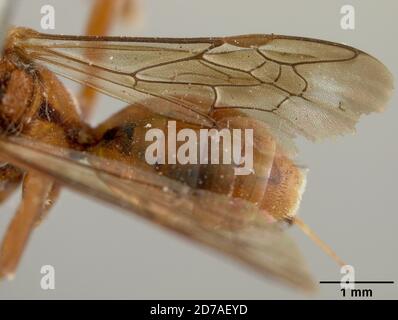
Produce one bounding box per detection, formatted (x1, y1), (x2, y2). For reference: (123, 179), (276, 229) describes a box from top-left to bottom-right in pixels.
(89, 104), (307, 222)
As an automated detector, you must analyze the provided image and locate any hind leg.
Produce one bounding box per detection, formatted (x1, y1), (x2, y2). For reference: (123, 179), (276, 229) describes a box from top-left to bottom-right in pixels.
(0, 171), (54, 279)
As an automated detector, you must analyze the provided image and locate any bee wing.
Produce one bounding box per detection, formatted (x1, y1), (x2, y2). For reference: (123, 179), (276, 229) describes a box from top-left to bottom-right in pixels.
(14, 29), (393, 154)
(0, 135), (315, 290)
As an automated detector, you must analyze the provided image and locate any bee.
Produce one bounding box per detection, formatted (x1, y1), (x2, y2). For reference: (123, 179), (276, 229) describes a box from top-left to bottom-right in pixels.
(0, 2), (393, 291)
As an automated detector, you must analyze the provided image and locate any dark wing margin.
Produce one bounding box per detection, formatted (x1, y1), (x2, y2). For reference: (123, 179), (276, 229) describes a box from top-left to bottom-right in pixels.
(11, 28), (394, 154)
(0, 135), (315, 290)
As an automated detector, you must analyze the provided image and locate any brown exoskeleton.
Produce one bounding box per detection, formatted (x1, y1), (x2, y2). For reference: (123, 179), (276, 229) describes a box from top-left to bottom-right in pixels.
(0, 0), (393, 290)
(0, 0), (134, 280)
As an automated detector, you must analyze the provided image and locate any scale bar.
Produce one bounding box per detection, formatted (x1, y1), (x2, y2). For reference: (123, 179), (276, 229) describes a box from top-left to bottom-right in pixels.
(320, 281), (394, 284)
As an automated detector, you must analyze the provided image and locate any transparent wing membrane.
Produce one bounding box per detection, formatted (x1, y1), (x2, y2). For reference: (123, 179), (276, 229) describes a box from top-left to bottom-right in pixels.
(0, 135), (315, 290)
(11, 28), (394, 154)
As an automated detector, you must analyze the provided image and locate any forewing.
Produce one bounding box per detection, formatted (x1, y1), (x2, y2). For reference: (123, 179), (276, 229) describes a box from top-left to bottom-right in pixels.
(0, 135), (315, 290)
(13, 29), (393, 154)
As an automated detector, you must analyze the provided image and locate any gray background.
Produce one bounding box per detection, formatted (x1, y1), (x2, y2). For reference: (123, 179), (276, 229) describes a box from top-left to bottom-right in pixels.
(0, 0), (397, 299)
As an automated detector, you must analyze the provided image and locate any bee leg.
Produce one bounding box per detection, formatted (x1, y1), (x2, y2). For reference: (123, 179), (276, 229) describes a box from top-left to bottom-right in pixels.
(33, 182), (60, 227)
(0, 164), (23, 203)
(0, 171), (53, 279)
(78, 0), (137, 119)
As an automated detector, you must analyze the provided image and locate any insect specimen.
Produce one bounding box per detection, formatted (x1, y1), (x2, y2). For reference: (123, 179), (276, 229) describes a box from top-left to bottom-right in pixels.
(0, 11), (393, 290)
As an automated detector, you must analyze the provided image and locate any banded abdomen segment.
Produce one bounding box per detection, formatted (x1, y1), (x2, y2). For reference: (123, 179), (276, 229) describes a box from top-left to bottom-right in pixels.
(89, 104), (306, 222)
